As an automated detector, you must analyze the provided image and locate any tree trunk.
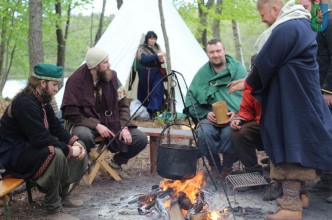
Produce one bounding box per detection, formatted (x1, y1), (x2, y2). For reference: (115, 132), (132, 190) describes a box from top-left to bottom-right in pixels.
(28, 0), (44, 72)
(231, 20), (245, 66)
(212, 0), (223, 40)
(95, 0), (106, 44)
(0, 16), (7, 82)
(197, 0), (214, 50)
(158, 0), (173, 112)
(55, 2), (65, 67)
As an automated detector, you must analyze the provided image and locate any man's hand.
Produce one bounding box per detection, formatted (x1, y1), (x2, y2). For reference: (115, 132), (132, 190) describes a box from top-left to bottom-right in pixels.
(228, 81), (246, 94)
(72, 141), (86, 160)
(227, 78), (245, 88)
(206, 111), (217, 124)
(95, 123), (115, 138)
(120, 127), (132, 145)
(230, 119), (242, 130)
(323, 93), (332, 108)
(226, 111), (235, 122)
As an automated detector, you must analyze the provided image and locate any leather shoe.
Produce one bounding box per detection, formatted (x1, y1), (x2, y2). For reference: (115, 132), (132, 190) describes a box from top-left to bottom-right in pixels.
(108, 160), (122, 171)
(62, 197), (83, 208)
(263, 209), (302, 220)
(47, 211), (79, 220)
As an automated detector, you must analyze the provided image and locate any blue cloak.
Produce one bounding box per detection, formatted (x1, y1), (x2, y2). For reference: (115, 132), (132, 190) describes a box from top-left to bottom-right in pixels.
(248, 19), (332, 171)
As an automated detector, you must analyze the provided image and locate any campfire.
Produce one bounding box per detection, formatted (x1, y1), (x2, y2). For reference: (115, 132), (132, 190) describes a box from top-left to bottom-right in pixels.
(132, 171), (231, 220)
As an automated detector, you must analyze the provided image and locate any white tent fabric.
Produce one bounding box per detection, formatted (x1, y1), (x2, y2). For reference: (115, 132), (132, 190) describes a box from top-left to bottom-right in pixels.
(56, 0), (208, 113)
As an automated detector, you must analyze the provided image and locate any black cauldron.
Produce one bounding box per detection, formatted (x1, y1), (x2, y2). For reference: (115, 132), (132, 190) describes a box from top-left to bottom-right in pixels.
(157, 143), (198, 180)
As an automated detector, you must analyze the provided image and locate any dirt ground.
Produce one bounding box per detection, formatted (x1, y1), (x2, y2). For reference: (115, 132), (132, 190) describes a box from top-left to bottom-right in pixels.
(3, 141), (332, 220)
(1, 116), (332, 220)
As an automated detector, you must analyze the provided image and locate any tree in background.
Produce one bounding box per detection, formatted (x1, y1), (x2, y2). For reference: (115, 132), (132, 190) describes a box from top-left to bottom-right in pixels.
(197, 0), (214, 50)
(29, 0), (44, 71)
(0, 0), (28, 97)
(94, 0), (106, 44)
(54, 0), (72, 69)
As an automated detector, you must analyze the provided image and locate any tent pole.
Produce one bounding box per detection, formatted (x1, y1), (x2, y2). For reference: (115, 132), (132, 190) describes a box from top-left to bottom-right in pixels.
(158, 0), (176, 113)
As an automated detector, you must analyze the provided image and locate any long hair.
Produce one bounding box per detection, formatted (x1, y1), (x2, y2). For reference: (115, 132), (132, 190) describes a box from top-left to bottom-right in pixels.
(143, 31), (160, 50)
(21, 76), (42, 95)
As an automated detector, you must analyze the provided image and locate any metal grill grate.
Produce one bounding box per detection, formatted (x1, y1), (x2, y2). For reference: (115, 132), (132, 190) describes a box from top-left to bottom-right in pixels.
(226, 172), (268, 190)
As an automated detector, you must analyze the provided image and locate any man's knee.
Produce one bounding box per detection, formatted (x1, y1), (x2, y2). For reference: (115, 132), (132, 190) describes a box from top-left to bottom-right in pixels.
(72, 126), (95, 151)
(36, 148), (68, 190)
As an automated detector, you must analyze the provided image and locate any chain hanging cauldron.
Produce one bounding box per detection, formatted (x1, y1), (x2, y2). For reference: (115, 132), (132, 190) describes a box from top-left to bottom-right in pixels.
(157, 124), (199, 180)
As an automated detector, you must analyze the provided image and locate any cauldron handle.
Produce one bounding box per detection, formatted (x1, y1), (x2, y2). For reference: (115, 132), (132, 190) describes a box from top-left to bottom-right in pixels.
(157, 123), (198, 150)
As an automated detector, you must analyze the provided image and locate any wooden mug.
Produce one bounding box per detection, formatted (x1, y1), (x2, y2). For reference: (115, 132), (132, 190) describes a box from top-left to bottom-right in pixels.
(212, 101), (229, 124)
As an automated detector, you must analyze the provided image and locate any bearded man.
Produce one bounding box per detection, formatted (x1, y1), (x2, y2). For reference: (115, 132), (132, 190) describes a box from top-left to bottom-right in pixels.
(0, 64), (87, 220)
(61, 47), (147, 175)
(184, 39), (247, 181)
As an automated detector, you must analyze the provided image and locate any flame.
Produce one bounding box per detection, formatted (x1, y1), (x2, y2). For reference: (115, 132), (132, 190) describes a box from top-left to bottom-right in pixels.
(159, 170), (206, 208)
(209, 210), (221, 220)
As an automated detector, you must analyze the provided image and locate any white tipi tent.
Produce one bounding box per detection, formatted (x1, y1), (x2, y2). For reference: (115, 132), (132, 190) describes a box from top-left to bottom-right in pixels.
(57, 0), (208, 113)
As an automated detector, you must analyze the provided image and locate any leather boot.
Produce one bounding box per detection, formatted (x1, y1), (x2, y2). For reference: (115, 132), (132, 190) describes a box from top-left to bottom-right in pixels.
(276, 193), (309, 209)
(278, 180), (302, 210)
(265, 180), (302, 220)
(62, 197), (84, 208)
(300, 192), (309, 208)
(264, 209), (302, 220)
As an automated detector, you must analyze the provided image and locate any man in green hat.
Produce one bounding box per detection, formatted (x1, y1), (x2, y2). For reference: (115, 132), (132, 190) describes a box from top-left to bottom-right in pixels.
(0, 64), (88, 220)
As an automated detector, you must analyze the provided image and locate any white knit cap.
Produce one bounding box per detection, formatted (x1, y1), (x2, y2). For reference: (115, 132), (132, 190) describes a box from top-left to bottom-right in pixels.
(85, 47), (109, 69)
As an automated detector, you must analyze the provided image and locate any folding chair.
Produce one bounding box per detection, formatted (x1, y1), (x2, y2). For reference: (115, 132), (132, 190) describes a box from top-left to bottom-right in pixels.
(83, 136), (122, 186)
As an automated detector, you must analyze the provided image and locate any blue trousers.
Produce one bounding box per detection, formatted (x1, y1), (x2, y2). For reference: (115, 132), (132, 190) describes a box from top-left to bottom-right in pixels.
(196, 122), (236, 170)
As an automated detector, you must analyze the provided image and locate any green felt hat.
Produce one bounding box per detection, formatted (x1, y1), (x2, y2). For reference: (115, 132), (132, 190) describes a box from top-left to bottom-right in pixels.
(32, 64), (63, 81)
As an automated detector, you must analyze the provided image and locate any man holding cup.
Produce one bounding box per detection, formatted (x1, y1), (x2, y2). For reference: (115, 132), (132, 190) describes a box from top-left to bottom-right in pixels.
(184, 39), (247, 180)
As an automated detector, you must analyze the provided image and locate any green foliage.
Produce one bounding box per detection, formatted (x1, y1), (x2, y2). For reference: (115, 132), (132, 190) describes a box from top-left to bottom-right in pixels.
(1, 0), (29, 79)
(175, 0), (267, 70)
(4, 0), (267, 80)
(5, 0), (111, 79)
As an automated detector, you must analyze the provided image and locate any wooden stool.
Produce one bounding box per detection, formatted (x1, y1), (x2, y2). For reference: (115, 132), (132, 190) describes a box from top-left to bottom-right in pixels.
(83, 137), (122, 186)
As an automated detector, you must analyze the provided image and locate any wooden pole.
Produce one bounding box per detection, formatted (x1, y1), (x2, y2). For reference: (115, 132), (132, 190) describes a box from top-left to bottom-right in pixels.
(158, 0), (176, 113)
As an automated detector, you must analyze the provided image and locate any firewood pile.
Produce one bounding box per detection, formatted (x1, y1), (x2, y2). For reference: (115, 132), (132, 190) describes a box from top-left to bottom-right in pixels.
(127, 171), (232, 220)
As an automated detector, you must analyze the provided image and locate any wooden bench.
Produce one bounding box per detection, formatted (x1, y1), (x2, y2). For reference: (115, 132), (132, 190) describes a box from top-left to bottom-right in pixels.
(0, 177), (32, 220)
(138, 127), (195, 174)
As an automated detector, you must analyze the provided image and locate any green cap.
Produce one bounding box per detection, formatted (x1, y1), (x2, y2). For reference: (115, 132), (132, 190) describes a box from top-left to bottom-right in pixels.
(32, 64), (63, 81)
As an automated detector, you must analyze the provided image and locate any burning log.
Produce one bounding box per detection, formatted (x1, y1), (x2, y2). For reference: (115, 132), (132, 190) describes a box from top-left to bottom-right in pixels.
(184, 191), (208, 220)
(190, 211), (208, 220)
(138, 205), (151, 215)
(178, 191), (193, 210)
(156, 198), (170, 219)
(143, 187), (174, 211)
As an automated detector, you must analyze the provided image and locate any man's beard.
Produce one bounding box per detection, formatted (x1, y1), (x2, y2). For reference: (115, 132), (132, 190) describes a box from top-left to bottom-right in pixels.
(97, 68), (112, 82)
(212, 60), (225, 68)
(41, 86), (53, 104)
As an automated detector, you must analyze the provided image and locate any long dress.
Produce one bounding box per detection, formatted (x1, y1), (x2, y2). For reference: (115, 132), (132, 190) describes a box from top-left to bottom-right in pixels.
(136, 44), (165, 114)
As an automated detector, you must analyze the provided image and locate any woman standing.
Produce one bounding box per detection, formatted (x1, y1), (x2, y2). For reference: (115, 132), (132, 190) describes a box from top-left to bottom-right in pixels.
(136, 31), (166, 118)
